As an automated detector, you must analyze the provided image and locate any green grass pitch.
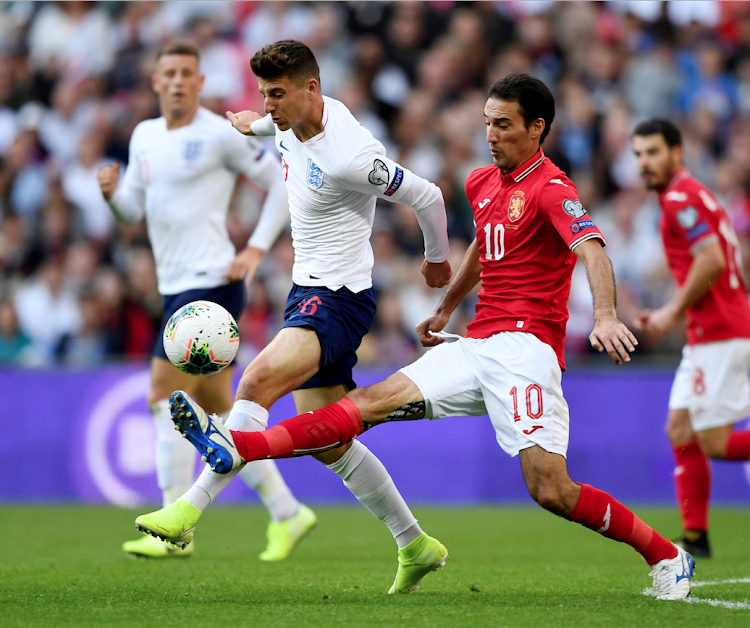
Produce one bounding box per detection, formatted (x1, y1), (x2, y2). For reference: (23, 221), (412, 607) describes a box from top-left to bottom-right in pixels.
(1, 505), (749, 627)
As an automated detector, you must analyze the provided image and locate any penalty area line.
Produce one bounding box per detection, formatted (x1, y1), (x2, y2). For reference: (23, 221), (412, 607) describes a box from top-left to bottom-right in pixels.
(643, 578), (750, 610)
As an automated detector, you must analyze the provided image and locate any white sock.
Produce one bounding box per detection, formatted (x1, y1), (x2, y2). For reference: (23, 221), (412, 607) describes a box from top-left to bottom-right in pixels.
(182, 400), (267, 512)
(327, 440), (422, 548)
(151, 399), (197, 507)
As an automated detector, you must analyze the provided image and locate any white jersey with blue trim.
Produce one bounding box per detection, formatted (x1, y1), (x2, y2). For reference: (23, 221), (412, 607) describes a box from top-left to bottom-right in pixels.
(255, 96), (449, 292)
(109, 107), (288, 295)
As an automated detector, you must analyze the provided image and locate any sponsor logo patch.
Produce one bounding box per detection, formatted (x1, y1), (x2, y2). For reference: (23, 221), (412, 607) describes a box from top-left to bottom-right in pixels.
(508, 190), (525, 222)
(562, 198), (588, 219)
(570, 219), (595, 234)
(677, 206), (699, 229)
(368, 159), (389, 186)
(385, 166), (404, 196)
(306, 159), (325, 189)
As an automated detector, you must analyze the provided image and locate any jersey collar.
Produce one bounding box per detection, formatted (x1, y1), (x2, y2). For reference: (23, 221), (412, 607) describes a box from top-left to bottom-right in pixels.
(658, 167), (690, 201)
(504, 148), (545, 184)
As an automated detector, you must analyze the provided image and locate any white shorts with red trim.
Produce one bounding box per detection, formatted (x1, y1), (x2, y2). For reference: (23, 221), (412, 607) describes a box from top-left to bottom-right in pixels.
(399, 332), (569, 457)
(668, 339), (750, 431)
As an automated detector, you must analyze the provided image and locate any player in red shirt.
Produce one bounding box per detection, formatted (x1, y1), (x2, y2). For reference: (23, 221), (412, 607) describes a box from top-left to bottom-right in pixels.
(632, 119), (750, 559)
(172, 76), (694, 599)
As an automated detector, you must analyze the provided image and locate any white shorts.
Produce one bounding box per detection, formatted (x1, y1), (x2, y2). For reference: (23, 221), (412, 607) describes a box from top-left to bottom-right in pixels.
(400, 332), (569, 457)
(668, 339), (750, 431)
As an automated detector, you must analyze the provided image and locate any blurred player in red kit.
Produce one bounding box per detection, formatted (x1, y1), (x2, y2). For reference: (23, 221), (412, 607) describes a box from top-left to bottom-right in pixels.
(174, 75), (695, 600)
(633, 119), (750, 558)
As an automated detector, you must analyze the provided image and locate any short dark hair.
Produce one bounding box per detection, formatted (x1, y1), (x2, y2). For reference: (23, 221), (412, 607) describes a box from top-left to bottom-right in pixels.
(488, 74), (555, 143)
(157, 42), (200, 62)
(250, 40), (320, 84)
(632, 118), (682, 147)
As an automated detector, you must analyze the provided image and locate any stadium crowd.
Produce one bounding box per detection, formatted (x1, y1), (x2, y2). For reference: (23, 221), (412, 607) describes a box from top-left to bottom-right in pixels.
(0, 0), (749, 368)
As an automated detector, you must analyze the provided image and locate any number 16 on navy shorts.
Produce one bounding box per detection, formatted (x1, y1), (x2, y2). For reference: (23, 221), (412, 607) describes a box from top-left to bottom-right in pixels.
(282, 283), (376, 391)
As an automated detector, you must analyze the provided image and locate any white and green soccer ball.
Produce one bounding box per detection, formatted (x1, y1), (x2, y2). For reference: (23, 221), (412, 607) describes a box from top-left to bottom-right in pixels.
(163, 300), (239, 376)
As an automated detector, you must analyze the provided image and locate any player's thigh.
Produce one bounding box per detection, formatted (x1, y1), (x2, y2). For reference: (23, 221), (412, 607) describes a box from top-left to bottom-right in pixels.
(688, 339), (750, 431)
(148, 356), (202, 404)
(475, 332), (570, 459)
(399, 339), (487, 421)
(193, 366), (234, 415)
(236, 326), (322, 406)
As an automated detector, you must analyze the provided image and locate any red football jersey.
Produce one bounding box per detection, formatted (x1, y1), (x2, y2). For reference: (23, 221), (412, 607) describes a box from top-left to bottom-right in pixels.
(464, 149), (605, 369)
(658, 168), (750, 344)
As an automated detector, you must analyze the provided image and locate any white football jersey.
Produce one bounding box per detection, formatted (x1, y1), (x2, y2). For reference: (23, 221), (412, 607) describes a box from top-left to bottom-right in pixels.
(110, 107), (288, 295)
(255, 96), (449, 292)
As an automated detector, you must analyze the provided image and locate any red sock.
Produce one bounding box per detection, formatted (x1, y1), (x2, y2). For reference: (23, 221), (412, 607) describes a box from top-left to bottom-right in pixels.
(568, 484), (677, 565)
(726, 430), (750, 460)
(671, 441), (710, 532)
(231, 398), (363, 461)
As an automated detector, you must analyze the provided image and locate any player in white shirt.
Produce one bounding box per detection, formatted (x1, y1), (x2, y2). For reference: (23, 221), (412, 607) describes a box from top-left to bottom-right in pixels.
(98, 43), (315, 561)
(136, 40), (452, 593)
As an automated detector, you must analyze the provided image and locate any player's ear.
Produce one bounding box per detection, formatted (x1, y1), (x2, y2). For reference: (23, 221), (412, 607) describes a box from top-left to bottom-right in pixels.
(197, 73), (205, 92)
(530, 118), (544, 141)
(307, 77), (319, 99)
(150, 72), (159, 94)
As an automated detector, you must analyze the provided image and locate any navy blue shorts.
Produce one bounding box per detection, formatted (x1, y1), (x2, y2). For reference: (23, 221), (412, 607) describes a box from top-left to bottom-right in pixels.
(282, 284), (376, 391)
(154, 282), (246, 360)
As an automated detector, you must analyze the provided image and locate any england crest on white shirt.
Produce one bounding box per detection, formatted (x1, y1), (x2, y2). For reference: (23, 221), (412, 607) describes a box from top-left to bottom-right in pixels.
(307, 159), (325, 189)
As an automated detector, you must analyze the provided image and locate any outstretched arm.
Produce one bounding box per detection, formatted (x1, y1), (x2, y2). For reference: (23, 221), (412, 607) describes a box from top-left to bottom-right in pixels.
(416, 237), (481, 346)
(574, 239), (638, 365)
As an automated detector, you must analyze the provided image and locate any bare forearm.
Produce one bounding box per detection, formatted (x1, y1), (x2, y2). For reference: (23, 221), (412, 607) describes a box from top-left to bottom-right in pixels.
(436, 238), (481, 317)
(582, 248), (617, 321)
(669, 260), (723, 315)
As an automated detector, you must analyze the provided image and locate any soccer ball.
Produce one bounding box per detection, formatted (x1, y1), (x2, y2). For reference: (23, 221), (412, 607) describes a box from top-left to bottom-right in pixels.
(163, 300), (239, 376)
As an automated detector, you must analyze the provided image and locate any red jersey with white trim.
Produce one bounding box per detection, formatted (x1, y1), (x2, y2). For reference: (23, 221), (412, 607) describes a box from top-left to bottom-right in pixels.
(658, 169), (750, 345)
(465, 149), (605, 369)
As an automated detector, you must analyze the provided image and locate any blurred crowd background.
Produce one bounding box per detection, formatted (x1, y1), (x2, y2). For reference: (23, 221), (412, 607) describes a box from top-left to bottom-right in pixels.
(1, 0), (749, 370)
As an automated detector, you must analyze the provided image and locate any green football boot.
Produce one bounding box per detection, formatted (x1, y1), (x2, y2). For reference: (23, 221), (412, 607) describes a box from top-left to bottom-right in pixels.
(134, 498), (200, 549)
(259, 504), (317, 561)
(388, 533), (448, 594)
(123, 534), (194, 558)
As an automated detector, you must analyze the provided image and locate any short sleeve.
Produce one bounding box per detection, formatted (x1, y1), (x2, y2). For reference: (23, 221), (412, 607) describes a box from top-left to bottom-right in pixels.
(537, 176), (606, 250)
(662, 189), (719, 254)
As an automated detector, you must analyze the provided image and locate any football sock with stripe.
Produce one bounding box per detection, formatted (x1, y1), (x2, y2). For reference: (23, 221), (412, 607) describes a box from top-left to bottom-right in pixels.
(326, 440), (422, 549)
(231, 398), (363, 461)
(568, 483), (678, 565)
(671, 441), (710, 532)
(725, 430), (750, 460)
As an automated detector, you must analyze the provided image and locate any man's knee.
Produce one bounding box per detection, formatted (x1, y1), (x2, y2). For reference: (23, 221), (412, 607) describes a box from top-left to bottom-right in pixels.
(313, 441), (352, 465)
(665, 409), (694, 444)
(529, 481), (570, 516)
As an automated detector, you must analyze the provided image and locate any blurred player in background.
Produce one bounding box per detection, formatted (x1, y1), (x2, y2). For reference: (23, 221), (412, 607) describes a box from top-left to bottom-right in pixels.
(173, 74), (695, 601)
(136, 40), (452, 594)
(98, 43), (315, 560)
(632, 119), (750, 558)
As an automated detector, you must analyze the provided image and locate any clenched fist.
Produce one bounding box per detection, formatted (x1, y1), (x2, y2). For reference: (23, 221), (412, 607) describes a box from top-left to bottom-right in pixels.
(97, 163), (120, 201)
(226, 110), (263, 136)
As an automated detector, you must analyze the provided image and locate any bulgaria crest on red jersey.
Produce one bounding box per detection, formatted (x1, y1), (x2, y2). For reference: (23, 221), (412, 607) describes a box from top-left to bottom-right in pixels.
(508, 190), (525, 222)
